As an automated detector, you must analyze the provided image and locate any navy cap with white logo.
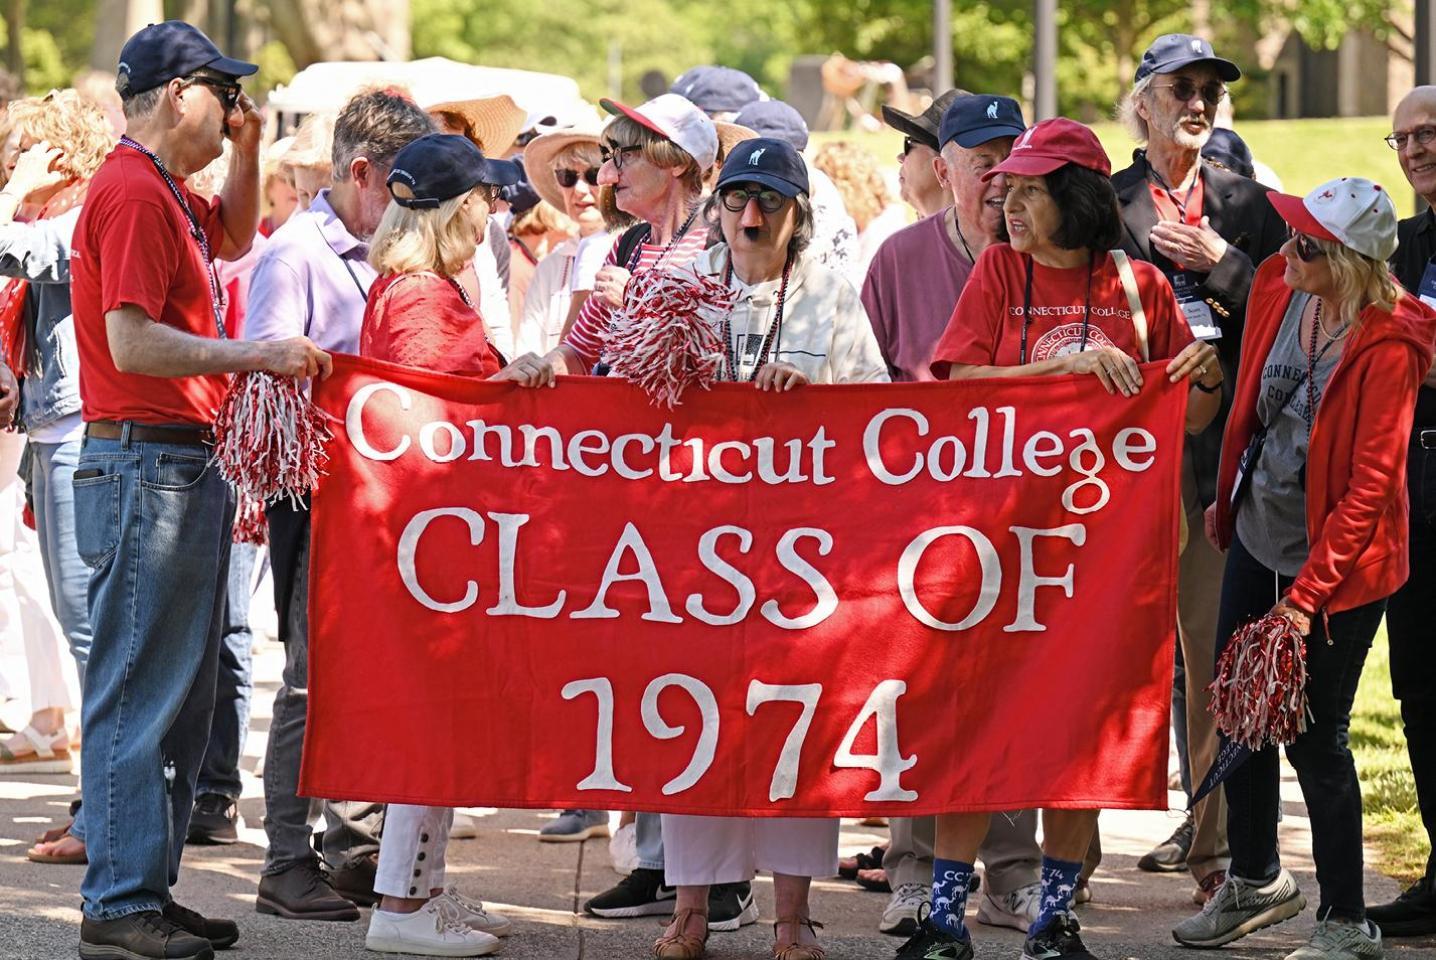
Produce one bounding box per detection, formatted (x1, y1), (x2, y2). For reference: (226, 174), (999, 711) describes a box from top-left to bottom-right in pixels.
(1135, 33), (1241, 84)
(115, 21), (257, 96)
(716, 137), (809, 198)
(386, 134), (521, 209)
(938, 94), (1026, 150)
(671, 66), (763, 116)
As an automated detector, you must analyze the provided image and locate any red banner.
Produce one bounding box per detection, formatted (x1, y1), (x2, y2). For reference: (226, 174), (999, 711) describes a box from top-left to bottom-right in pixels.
(301, 355), (1185, 816)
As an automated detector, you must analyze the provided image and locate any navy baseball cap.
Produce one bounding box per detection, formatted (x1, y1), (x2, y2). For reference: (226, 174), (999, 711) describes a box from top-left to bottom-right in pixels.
(732, 100), (810, 151)
(1135, 34), (1241, 84)
(386, 134), (521, 209)
(671, 65), (762, 116)
(1201, 128), (1255, 179)
(939, 94), (1026, 149)
(116, 21), (257, 96)
(716, 138), (809, 198)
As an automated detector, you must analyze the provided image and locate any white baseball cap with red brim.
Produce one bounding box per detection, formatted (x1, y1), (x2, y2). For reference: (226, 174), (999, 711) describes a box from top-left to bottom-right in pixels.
(599, 93), (719, 172)
(1268, 177), (1398, 262)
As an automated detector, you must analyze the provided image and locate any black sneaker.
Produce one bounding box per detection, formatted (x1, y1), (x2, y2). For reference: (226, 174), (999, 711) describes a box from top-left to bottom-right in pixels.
(1368, 875), (1436, 937)
(894, 905), (974, 960)
(186, 794), (238, 846)
(79, 911), (215, 960)
(584, 867), (676, 918)
(256, 857), (361, 921)
(1023, 913), (1098, 960)
(1137, 813), (1193, 873)
(162, 902), (239, 950)
(708, 881), (759, 931)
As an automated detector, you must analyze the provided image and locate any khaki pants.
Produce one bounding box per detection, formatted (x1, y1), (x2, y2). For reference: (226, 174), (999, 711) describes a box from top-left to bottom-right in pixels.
(1178, 455), (1230, 881)
(884, 813), (1102, 894)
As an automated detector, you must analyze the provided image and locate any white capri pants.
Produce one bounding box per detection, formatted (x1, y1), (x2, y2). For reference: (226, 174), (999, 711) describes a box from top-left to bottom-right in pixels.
(375, 804), (452, 899)
(661, 814), (839, 886)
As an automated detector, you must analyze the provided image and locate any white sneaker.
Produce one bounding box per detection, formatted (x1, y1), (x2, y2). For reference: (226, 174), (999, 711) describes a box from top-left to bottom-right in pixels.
(879, 882), (929, 935)
(365, 898), (502, 956)
(449, 812), (479, 840)
(977, 880), (1042, 933)
(1286, 919), (1383, 960)
(433, 888), (513, 937)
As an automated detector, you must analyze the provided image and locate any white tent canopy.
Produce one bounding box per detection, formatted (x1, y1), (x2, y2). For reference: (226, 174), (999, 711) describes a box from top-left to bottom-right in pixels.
(266, 56), (591, 130)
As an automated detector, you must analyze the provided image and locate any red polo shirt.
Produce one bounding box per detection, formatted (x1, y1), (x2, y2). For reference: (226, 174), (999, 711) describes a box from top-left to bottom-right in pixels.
(72, 146), (230, 426)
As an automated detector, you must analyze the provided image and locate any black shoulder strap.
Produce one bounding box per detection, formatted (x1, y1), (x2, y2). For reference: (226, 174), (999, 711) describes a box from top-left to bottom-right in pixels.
(615, 223), (652, 271)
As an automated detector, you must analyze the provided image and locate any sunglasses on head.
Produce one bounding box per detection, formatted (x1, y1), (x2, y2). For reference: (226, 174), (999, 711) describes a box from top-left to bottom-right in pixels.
(555, 166), (600, 188)
(720, 186), (786, 214)
(181, 75), (242, 114)
(1292, 232), (1326, 262)
(1156, 78), (1226, 105)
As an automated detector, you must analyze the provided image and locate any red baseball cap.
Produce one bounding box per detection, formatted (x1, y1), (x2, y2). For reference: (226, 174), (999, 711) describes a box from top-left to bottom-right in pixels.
(982, 117), (1112, 182)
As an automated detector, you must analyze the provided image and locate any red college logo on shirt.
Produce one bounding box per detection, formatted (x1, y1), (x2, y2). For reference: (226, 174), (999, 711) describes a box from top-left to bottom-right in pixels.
(1028, 323), (1119, 362)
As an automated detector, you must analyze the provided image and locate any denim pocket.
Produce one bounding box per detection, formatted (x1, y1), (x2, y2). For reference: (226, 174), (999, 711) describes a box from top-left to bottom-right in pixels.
(73, 472), (121, 568)
(142, 451), (211, 492)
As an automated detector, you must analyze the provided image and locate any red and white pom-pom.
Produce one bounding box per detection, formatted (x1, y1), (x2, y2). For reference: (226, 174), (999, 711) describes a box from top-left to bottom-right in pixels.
(603, 266), (736, 408)
(1209, 613), (1310, 750)
(211, 372), (333, 508)
(231, 492), (269, 546)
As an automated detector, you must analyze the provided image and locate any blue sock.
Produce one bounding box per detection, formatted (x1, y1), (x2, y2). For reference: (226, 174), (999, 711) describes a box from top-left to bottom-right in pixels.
(1033, 856), (1083, 934)
(930, 858), (973, 939)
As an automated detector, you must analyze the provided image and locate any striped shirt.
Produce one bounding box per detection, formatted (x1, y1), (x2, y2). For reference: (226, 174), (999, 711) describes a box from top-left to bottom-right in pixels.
(562, 225), (710, 372)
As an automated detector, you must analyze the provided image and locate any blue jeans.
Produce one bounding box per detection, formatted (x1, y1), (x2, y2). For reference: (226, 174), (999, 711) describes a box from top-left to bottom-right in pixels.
(74, 431), (234, 920)
(196, 541), (257, 801)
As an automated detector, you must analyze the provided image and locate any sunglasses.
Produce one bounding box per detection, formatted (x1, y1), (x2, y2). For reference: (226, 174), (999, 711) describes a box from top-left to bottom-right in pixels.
(600, 144), (642, 169)
(1156, 78), (1227, 105)
(720, 186), (786, 214)
(1386, 125), (1436, 151)
(901, 136), (921, 157)
(181, 75), (242, 114)
(555, 166), (600, 188)
(1292, 232), (1325, 262)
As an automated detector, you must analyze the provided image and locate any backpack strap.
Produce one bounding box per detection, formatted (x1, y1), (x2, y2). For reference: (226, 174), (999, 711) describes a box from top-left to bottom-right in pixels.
(614, 223), (653, 271)
(1110, 249), (1150, 362)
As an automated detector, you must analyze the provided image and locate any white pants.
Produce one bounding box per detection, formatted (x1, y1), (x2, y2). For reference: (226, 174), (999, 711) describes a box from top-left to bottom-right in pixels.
(375, 804), (452, 898)
(661, 814), (839, 886)
(0, 432), (75, 712)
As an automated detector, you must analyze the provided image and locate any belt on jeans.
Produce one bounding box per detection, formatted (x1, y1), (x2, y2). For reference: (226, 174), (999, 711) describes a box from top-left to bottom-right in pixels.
(85, 420), (212, 447)
(1417, 429), (1436, 450)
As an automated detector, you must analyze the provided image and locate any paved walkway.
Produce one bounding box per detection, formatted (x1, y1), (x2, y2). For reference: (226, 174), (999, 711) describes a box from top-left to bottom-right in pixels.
(2, 638), (1433, 960)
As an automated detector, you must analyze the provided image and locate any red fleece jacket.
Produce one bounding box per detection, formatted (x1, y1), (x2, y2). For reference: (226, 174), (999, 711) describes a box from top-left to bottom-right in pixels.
(1215, 255), (1436, 614)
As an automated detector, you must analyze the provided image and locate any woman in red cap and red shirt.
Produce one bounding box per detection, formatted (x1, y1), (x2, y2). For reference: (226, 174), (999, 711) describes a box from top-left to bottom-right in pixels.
(895, 119), (1221, 960)
(1170, 179), (1436, 960)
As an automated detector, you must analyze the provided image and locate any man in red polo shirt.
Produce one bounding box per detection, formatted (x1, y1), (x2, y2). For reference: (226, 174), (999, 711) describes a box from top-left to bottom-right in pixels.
(70, 21), (327, 960)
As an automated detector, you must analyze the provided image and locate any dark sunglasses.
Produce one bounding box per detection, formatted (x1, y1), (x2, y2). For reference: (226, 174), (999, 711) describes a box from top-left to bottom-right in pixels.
(1292, 232), (1325, 262)
(720, 186), (786, 214)
(555, 166), (600, 188)
(1386, 125), (1436, 151)
(181, 75), (242, 114)
(1156, 78), (1227, 105)
(600, 144), (642, 169)
(901, 136), (920, 157)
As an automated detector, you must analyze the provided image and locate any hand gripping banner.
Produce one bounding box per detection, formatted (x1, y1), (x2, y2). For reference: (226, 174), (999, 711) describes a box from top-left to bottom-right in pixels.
(301, 355), (1186, 817)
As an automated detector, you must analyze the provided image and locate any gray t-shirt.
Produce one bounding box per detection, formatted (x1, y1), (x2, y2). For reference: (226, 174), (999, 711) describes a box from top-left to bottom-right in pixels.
(1236, 292), (1346, 575)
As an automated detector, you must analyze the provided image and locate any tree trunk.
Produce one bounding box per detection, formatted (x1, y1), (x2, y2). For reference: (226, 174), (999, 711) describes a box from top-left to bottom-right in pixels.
(90, 0), (165, 72)
(5, 0), (23, 83)
(261, 0), (409, 67)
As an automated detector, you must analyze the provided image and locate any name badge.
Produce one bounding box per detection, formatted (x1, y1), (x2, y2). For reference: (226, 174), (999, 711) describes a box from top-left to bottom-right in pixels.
(1171, 271), (1220, 341)
(1419, 260), (1436, 310)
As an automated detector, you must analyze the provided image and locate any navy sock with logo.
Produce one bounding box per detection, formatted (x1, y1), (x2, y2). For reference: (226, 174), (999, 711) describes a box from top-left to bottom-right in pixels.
(929, 858), (973, 939)
(1032, 856), (1083, 935)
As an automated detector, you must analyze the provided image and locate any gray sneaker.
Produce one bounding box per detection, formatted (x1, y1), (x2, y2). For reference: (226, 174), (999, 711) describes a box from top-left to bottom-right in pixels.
(1286, 919), (1383, 960)
(539, 809), (610, 842)
(1172, 869), (1306, 947)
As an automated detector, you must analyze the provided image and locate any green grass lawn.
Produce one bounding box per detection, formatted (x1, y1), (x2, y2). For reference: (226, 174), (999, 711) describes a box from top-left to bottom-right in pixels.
(1353, 628), (1427, 884)
(813, 115), (1412, 203)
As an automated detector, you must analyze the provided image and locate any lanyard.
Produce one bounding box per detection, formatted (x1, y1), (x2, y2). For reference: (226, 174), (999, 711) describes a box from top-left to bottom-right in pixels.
(626, 206), (700, 272)
(118, 136), (227, 340)
(1018, 254), (1094, 365)
(721, 254), (793, 381)
(314, 221), (371, 301)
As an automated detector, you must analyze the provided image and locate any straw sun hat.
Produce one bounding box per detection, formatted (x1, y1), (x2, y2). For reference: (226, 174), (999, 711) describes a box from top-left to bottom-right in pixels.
(426, 93), (528, 158)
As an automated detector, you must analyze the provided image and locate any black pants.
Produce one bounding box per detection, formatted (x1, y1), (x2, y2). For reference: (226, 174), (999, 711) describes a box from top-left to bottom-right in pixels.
(1384, 439), (1436, 881)
(1219, 536), (1385, 921)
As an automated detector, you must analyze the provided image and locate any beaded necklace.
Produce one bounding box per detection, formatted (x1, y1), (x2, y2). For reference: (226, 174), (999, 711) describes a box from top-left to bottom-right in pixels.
(721, 252), (794, 382)
(118, 136), (227, 339)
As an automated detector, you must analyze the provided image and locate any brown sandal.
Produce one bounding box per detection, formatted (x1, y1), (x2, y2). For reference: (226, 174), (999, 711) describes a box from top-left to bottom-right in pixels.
(772, 916), (825, 960)
(27, 822), (87, 864)
(653, 907), (708, 959)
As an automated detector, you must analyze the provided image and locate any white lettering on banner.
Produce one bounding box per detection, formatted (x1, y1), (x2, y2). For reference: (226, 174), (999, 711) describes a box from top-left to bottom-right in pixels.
(898, 526), (1001, 629)
(486, 513), (567, 618)
(762, 529), (839, 629)
(573, 523), (685, 623)
(1113, 428), (1158, 471)
(1007, 525), (1087, 632)
(642, 674), (720, 795)
(561, 678), (633, 792)
(685, 526), (756, 626)
(398, 508), (483, 612)
(348, 382), (412, 460)
(567, 675), (915, 801)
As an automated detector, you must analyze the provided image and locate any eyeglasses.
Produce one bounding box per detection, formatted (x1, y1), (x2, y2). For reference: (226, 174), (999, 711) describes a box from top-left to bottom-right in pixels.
(1292, 232), (1326, 262)
(181, 75), (242, 114)
(600, 144), (642, 169)
(1155, 78), (1227, 105)
(719, 186), (787, 213)
(1386, 125), (1436, 151)
(555, 166), (600, 188)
